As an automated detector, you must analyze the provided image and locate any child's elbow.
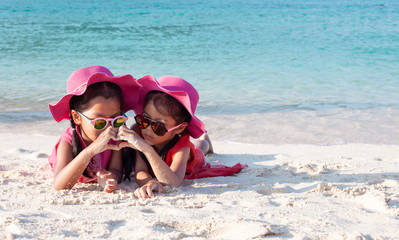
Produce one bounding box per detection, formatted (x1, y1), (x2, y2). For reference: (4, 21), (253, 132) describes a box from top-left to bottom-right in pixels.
(53, 184), (64, 191)
(53, 181), (72, 191)
(170, 180), (183, 188)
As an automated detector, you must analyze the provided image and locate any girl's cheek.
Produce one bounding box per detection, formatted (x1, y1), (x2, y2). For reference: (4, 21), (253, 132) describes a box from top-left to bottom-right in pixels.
(84, 125), (101, 140)
(93, 131), (102, 139)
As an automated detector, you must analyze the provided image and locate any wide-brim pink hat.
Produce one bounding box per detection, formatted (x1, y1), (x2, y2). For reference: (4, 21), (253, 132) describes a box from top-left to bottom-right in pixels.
(136, 75), (205, 139)
(49, 66), (141, 122)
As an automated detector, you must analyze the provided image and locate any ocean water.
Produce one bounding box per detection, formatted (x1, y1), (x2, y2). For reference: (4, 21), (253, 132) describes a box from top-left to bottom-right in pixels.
(1, 0), (399, 144)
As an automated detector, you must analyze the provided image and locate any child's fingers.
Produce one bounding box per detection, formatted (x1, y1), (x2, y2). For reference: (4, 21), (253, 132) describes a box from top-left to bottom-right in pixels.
(146, 185), (155, 198)
(118, 141), (130, 149)
(97, 169), (107, 176)
(91, 127), (121, 153)
(103, 171), (115, 179)
(102, 178), (117, 193)
(117, 127), (141, 143)
(97, 170), (117, 193)
(101, 126), (117, 138)
(100, 126), (120, 143)
(106, 143), (122, 151)
(134, 182), (164, 199)
(134, 189), (144, 199)
(136, 187), (148, 198)
(97, 169), (113, 179)
(106, 179), (117, 187)
(156, 183), (165, 194)
(101, 179), (117, 193)
(116, 126), (129, 139)
(133, 189), (140, 198)
(103, 184), (116, 193)
(135, 186), (152, 198)
(118, 125), (134, 135)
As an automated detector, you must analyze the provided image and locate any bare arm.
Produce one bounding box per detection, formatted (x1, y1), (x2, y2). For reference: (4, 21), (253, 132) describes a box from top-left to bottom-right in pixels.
(119, 126), (189, 187)
(53, 126), (120, 190)
(53, 141), (96, 190)
(134, 151), (164, 198)
(134, 150), (155, 185)
(139, 145), (189, 187)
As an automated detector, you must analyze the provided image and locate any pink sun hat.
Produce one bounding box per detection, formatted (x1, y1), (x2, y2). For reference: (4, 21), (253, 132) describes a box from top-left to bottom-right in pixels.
(136, 75), (206, 139)
(49, 66), (141, 122)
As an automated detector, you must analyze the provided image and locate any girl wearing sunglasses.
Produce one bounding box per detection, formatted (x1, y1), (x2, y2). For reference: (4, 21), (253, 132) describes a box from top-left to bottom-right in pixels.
(48, 66), (140, 192)
(118, 75), (246, 198)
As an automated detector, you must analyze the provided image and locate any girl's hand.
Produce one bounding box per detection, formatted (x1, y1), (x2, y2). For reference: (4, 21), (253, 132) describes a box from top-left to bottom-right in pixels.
(134, 180), (164, 198)
(88, 126), (121, 155)
(117, 126), (150, 152)
(97, 169), (118, 193)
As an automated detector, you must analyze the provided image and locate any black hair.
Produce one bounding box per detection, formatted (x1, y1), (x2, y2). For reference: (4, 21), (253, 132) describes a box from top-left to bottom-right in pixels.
(68, 82), (122, 178)
(122, 147), (136, 181)
(145, 91), (192, 124)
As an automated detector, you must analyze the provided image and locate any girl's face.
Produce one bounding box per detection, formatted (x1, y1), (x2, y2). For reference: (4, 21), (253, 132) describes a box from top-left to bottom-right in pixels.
(72, 96), (121, 146)
(141, 99), (185, 150)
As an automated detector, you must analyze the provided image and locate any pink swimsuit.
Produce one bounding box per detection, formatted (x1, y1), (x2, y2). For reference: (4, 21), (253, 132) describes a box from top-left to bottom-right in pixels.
(48, 126), (112, 183)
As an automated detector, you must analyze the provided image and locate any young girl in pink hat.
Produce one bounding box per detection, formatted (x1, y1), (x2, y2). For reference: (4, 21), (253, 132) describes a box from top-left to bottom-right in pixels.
(48, 66), (140, 192)
(118, 75), (246, 198)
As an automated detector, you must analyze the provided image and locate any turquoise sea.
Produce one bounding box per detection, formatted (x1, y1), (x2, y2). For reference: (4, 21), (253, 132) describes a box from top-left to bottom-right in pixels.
(1, 0), (398, 144)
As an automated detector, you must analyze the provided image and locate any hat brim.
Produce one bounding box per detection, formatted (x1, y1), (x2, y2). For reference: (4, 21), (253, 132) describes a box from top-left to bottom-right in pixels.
(49, 72), (140, 122)
(136, 75), (205, 138)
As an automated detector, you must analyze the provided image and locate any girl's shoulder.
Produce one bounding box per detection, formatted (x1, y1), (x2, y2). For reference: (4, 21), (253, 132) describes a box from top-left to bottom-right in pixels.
(58, 127), (74, 145)
(48, 127), (74, 171)
(170, 134), (194, 153)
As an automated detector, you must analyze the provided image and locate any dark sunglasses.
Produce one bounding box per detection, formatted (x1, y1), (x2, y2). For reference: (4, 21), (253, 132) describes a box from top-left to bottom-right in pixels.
(134, 114), (184, 136)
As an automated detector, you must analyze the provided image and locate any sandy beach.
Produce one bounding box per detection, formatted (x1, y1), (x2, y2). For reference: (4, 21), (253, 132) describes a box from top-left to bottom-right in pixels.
(1, 120), (399, 239)
(2, 0), (399, 239)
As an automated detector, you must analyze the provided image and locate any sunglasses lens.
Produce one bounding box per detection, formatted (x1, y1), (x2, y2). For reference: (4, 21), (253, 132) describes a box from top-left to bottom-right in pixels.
(135, 115), (148, 129)
(113, 117), (125, 128)
(151, 122), (167, 136)
(93, 119), (107, 130)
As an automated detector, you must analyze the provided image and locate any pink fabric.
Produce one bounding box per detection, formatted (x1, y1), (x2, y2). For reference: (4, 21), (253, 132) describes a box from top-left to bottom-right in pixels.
(164, 135), (246, 179)
(48, 127), (112, 183)
(136, 75), (206, 138)
(49, 66), (140, 122)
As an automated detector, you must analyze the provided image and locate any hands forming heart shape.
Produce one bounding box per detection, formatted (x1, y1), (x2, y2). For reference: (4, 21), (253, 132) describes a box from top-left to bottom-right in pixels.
(87, 125), (150, 155)
(111, 125), (149, 152)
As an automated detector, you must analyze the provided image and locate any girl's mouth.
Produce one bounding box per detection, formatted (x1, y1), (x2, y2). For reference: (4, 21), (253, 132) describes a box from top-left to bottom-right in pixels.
(143, 134), (153, 141)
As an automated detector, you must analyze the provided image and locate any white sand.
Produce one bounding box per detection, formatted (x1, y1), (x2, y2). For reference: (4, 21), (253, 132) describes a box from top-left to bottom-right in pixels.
(1, 129), (399, 239)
